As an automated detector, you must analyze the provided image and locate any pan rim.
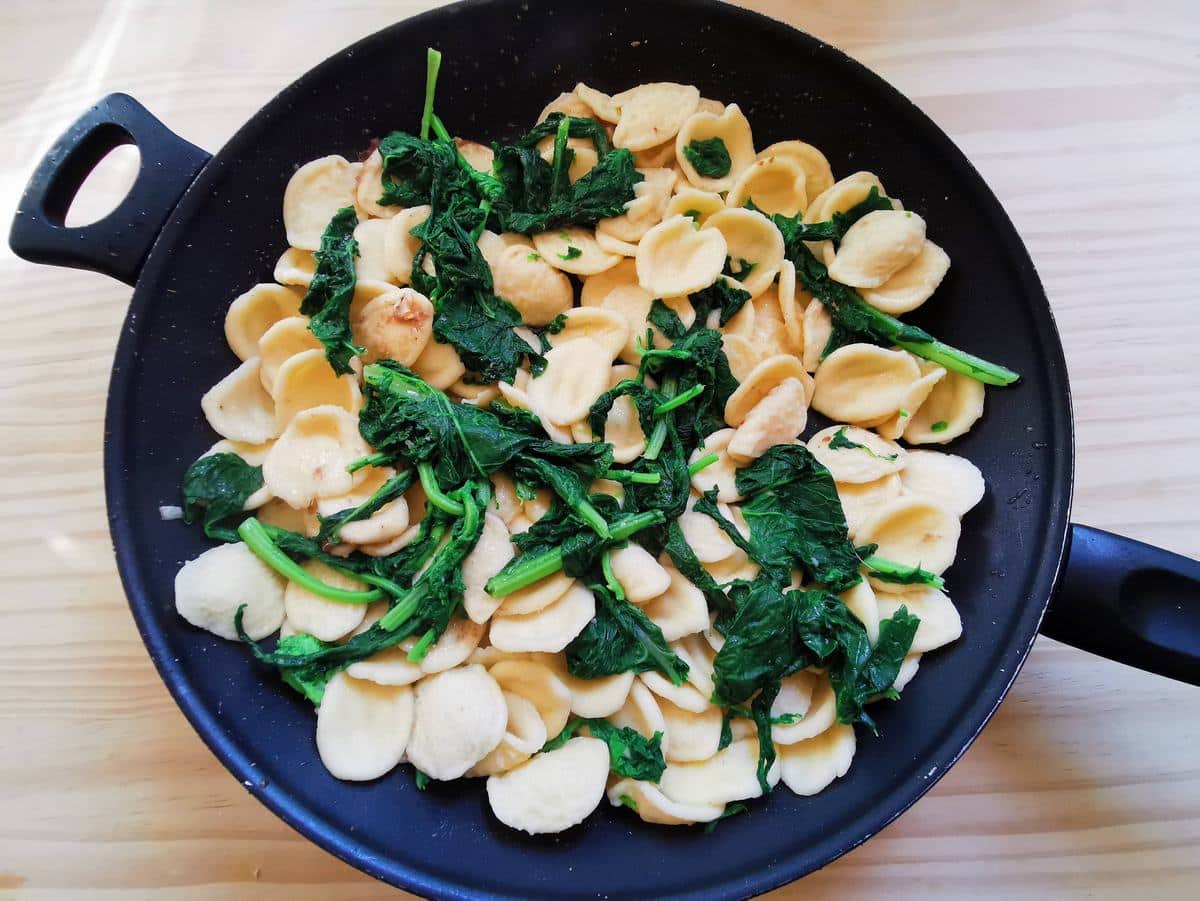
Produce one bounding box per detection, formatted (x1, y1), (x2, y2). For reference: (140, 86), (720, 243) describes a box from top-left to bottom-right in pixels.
(101, 0), (1075, 897)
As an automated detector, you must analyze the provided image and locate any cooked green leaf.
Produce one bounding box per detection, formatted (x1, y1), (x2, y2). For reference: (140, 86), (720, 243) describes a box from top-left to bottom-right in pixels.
(828, 426), (899, 461)
(181, 452), (263, 541)
(300, 206), (361, 375)
(682, 137), (731, 178)
(543, 717), (667, 782)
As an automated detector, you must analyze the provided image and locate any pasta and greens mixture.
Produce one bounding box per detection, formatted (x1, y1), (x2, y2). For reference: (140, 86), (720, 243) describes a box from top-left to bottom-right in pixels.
(173, 49), (1017, 834)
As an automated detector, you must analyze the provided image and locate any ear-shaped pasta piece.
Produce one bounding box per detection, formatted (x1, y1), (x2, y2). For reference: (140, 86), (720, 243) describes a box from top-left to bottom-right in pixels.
(315, 673), (413, 781)
(200, 439), (273, 509)
(527, 338), (614, 425)
(688, 429), (743, 502)
(811, 344), (922, 423)
(610, 680), (670, 754)
(778, 722), (856, 797)
(804, 171), (889, 265)
(638, 671), (710, 719)
(756, 140), (834, 205)
(769, 670), (817, 726)
(892, 652), (922, 692)
(282, 155), (359, 250)
(417, 617), (487, 674)
(351, 218), (392, 283)
(608, 778), (725, 825)
(531, 653), (634, 719)
(727, 155), (807, 217)
(903, 369), (986, 444)
(201, 358), (278, 444)
(257, 317), (321, 394)
(660, 737), (779, 806)
(271, 347), (361, 429)
(857, 496), (962, 579)
(488, 657), (574, 740)
(224, 283), (304, 361)
(674, 633), (718, 700)
(613, 82), (701, 151)
(636, 214), (727, 297)
(736, 286), (791, 359)
(575, 82), (621, 122)
(498, 381), (574, 445)
(343, 642), (422, 686)
(410, 338), (466, 390)
(841, 578), (880, 645)
(899, 450), (985, 517)
(256, 497), (320, 537)
(353, 150), (397, 220)
(456, 137), (496, 174)
(607, 543), (671, 603)
(665, 187), (726, 227)
(538, 90), (595, 122)
(407, 664), (508, 781)
(467, 691), (548, 777)
(802, 299), (832, 372)
(262, 405), (370, 507)
(532, 227), (622, 276)
(641, 569), (709, 646)
(861, 240), (950, 315)
(174, 541), (285, 640)
(580, 257), (639, 307)
(871, 363), (947, 440)
(807, 424), (906, 483)
(776, 261), (804, 349)
(489, 473), (524, 525)
(827, 210), (926, 289)
(545, 308), (629, 359)
(351, 287), (434, 365)
(838, 473), (903, 541)
(537, 135), (599, 183)
(876, 587), (962, 652)
(703, 554), (759, 584)
(702, 208), (785, 298)
(347, 278), (397, 323)
(274, 246), (317, 287)
(724, 354), (811, 426)
(489, 583), (596, 653)
(283, 559), (368, 641)
(477, 229), (533, 269)
(721, 334), (762, 383)
(594, 230), (639, 258)
(727, 376), (810, 462)
(382, 204), (432, 285)
(658, 697), (723, 763)
(603, 392), (647, 464)
(461, 513), (516, 624)
(772, 673), (836, 744)
(486, 737), (610, 834)
(677, 507), (743, 563)
(674, 103), (755, 193)
(597, 167), (675, 243)
(633, 139), (678, 169)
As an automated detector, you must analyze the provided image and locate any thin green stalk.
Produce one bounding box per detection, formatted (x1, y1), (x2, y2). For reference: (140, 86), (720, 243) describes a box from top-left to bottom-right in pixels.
(575, 498), (612, 539)
(418, 462), (464, 516)
(602, 469), (662, 485)
(894, 334), (1019, 386)
(485, 510), (665, 597)
(550, 114), (572, 199)
(643, 377), (677, 461)
(419, 48), (442, 140)
(407, 628), (438, 662)
(238, 518), (381, 604)
(653, 383), (704, 416)
(601, 549), (625, 601)
(861, 554), (945, 590)
(346, 452), (391, 474)
(377, 585), (425, 632)
(688, 453), (720, 477)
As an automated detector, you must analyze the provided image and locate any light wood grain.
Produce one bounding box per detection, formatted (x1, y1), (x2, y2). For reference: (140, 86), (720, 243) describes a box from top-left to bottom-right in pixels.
(2, 1), (1198, 897)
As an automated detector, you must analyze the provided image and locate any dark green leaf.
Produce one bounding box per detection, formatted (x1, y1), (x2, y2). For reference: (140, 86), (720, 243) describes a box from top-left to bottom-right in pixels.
(300, 206), (361, 375)
(566, 584), (689, 684)
(181, 452), (263, 540)
(682, 137), (731, 178)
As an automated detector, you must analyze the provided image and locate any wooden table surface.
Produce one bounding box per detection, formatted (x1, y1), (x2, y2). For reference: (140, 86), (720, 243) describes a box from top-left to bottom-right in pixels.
(2, 1), (1199, 897)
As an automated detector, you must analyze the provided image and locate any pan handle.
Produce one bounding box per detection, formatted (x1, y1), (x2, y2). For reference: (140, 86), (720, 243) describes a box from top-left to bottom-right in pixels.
(1041, 524), (1200, 686)
(8, 93), (210, 286)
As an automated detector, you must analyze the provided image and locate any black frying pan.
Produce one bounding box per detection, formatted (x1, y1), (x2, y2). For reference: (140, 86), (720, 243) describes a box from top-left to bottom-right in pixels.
(9, 1), (1200, 897)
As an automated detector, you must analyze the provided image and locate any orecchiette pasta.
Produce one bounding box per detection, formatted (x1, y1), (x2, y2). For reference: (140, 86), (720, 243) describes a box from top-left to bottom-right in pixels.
(173, 66), (1015, 837)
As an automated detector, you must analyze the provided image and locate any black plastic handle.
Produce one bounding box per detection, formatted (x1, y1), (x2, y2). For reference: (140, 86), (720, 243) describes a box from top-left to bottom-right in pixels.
(8, 93), (210, 286)
(1041, 524), (1200, 685)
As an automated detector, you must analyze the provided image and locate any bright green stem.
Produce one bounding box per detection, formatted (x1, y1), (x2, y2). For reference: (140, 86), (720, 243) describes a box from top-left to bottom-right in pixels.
(419, 48), (442, 140)
(353, 571), (409, 598)
(688, 453), (720, 477)
(654, 383), (704, 416)
(862, 554), (945, 591)
(602, 469), (662, 485)
(643, 377), (677, 461)
(601, 549), (626, 601)
(378, 584), (426, 632)
(575, 498), (612, 539)
(894, 335), (1019, 386)
(407, 628), (439, 662)
(346, 452), (390, 474)
(485, 510), (665, 597)
(550, 114), (572, 198)
(418, 462), (464, 516)
(237, 518), (381, 604)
